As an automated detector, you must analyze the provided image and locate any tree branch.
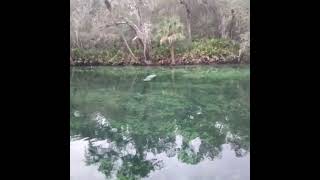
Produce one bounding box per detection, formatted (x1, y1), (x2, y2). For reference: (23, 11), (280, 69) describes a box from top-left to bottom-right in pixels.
(104, 21), (127, 28)
(120, 17), (140, 34)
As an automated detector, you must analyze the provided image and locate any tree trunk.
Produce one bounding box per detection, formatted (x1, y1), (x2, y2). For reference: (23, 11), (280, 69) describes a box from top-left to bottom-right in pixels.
(70, 56), (74, 65)
(179, 0), (192, 43)
(75, 30), (81, 48)
(170, 45), (175, 65)
(132, 1), (151, 64)
(143, 41), (152, 64)
(105, 0), (152, 64)
(119, 30), (137, 61)
(228, 11), (236, 40)
(120, 18), (151, 64)
(186, 10), (192, 43)
(107, 6), (137, 62)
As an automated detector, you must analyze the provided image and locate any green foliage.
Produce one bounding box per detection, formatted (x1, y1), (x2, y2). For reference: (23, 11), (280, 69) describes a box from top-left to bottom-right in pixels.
(71, 48), (125, 63)
(98, 159), (114, 177)
(71, 37), (241, 64)
(155, 16), (185, 46)
(185, 38), (239, 58)
(152, 43), (170, 59)
(70, 115), (97, 137)
(152, 38), (240, 61)
(152, 40), (189, 59)
(116, 155), (155, 179)
(177, 150), (202, 164)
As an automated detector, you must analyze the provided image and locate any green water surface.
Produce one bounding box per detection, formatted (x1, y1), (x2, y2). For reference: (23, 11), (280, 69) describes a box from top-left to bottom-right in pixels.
(70, 65), (250, 180)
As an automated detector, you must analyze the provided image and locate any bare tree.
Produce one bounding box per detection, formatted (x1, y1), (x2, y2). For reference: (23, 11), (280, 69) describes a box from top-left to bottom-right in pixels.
(70, 0), (94, 48)
(102, 0), (152, 64)
(126, 0), (152, 64)
(103, 0), (138, 61)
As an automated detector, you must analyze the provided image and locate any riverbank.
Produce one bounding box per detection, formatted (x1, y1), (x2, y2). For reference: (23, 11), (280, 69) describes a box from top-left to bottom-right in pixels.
(70, 38), (249, 66)
(70, 56), (249, 66)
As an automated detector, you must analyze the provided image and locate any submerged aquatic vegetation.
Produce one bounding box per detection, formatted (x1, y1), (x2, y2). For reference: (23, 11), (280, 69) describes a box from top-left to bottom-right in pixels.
(70, 66), (250, 179)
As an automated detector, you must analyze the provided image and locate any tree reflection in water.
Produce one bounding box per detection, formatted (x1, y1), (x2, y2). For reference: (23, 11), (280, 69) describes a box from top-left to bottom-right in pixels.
(70, 66), (250, 179)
